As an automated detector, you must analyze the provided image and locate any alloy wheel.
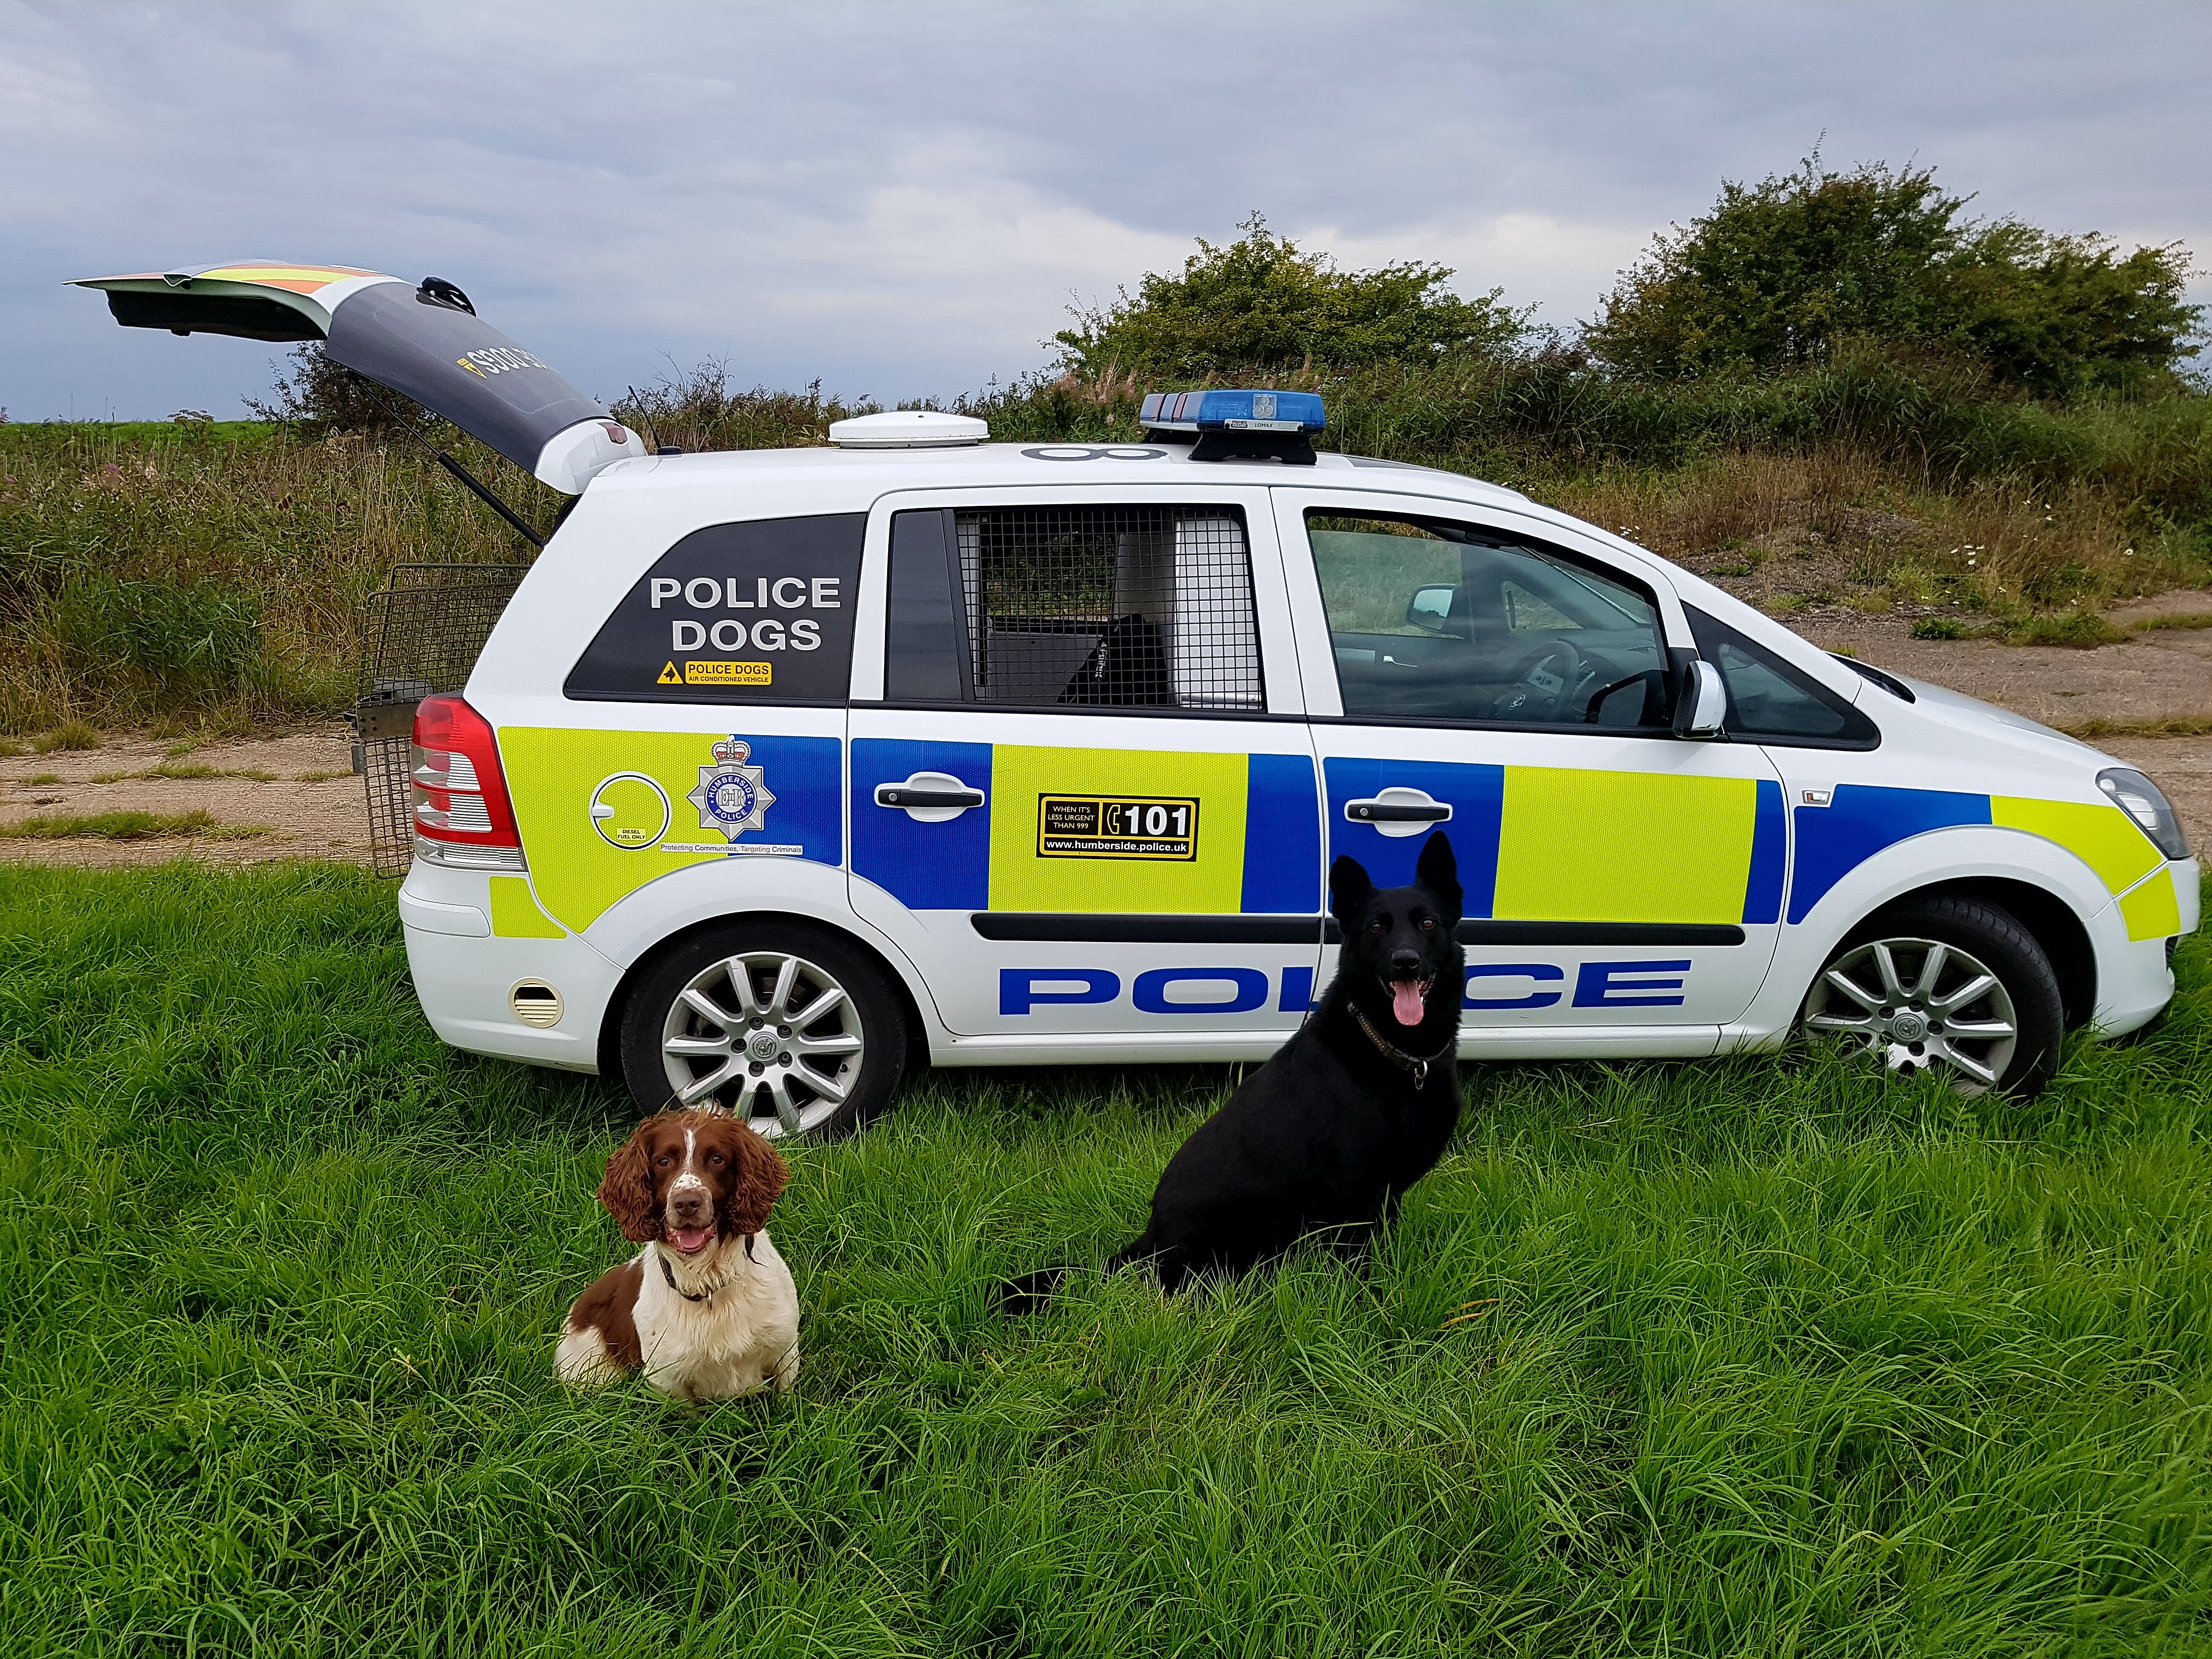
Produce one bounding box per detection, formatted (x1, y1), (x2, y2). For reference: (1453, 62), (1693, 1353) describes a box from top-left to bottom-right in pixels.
(1802, 935), (2019, 1094)
(659, 950), (865, 1136)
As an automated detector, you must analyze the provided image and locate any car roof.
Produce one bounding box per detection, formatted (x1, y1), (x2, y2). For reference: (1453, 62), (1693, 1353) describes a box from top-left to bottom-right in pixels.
(586, 441), (1538, 512)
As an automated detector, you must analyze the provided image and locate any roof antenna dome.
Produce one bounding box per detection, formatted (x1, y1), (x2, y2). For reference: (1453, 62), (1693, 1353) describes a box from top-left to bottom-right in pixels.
(827, 410), (988, 449)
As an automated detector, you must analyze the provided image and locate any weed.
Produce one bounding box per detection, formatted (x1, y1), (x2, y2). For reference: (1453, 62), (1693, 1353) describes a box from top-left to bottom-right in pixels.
(2002, 611), (2132, 647)
(31, 719), (100, 752)
(2125, 612), (2212, 633)
(0, 739), (24, 757)
(20, 773), (63, 785)
(294, 768), (352, 782)
(0, 809), (216, 839)
(2063, 715), (2212, 738)
(1911, 616), (1977, 639)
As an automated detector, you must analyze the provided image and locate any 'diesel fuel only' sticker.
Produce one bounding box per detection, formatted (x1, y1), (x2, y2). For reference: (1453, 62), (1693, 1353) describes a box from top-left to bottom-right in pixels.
(1037, 794), (1199, 861)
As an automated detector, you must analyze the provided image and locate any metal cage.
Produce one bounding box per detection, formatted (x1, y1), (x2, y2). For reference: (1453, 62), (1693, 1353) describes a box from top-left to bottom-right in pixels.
(354, 562), (529, 876)
(954, 506), (1262, 711)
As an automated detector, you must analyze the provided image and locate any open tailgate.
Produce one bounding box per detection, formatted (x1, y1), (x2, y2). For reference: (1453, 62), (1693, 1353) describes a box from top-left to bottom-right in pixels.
(73, 262), (637, 492)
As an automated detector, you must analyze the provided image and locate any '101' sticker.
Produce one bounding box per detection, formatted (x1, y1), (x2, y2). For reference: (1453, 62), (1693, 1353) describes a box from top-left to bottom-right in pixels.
(1037, 794), (1199, 861)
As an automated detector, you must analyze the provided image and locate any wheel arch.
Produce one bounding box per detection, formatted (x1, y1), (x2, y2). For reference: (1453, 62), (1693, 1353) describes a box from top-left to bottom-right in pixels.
(595, 908), (933, 1084)
(1864, 876), (2097, 1029)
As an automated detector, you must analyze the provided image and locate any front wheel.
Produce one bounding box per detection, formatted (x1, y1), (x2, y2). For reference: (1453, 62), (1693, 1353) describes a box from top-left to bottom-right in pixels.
(618, 919), (907, 1138)
(1799, 894), (2066, 1098)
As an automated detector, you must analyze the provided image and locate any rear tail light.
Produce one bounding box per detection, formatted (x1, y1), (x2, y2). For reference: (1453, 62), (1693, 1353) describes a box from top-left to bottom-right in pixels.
(410, 695), (526, 871)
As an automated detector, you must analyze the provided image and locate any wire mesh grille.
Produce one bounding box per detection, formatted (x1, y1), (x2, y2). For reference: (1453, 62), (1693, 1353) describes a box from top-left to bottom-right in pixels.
(953, 506), (1261, 710)
(356, 562), (529, 876)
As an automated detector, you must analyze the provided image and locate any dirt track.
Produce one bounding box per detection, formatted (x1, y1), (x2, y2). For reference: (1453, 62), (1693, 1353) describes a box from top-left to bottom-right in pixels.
(4, 590), (2211, 871)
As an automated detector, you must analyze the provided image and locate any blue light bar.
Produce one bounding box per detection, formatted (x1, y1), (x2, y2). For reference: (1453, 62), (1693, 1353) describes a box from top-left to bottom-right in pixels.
(1139, 388), (1325, 433)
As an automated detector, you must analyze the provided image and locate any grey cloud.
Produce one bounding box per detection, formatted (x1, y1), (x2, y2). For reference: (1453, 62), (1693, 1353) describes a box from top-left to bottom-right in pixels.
(2, 0), (2205, 421)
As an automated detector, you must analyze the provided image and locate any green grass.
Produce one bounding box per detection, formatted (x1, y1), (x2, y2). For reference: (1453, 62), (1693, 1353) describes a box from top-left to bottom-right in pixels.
(4, 864), (2212, 1654)
(0, 809), (224, 840)
(2002, 612), (2134, 648)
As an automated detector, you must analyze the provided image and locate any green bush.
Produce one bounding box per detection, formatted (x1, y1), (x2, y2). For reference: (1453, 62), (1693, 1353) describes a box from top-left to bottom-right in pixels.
(1585, 158), (2201, 398)
(1054, 214), (1528, 379)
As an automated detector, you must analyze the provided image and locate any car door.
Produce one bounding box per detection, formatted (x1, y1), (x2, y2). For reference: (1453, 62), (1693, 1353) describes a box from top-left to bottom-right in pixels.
(847, 486), (1324, 1043)
(1274, 489), (1786, 1053)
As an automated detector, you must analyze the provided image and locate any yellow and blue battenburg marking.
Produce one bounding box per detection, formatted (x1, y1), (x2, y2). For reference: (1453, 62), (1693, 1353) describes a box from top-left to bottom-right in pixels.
(1789, 783), (2177, 938)
(499, 727), (844, 934)
(489, 732), (2179, 945)
(849, 740), (1321, 913)
(1323, 759), (1788, 927)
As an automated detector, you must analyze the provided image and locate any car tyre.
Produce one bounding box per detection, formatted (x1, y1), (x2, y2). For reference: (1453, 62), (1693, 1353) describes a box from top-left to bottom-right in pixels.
(619, 919), (907, 1138)
(1799, 893), (2066, 1098)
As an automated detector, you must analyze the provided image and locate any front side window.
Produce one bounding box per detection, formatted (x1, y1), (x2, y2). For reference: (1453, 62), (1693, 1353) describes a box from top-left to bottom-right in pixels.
(885, 504), (1263, 712)
(1308, 511), (1671, 727)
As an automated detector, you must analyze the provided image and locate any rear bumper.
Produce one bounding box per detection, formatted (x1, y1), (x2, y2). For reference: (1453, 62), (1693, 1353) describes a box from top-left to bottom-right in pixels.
(399, 862), (619, 1072)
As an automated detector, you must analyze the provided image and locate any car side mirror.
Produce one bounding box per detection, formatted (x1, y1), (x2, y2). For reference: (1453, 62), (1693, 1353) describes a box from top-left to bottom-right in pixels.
(1406, 585), (1457, 630)
(1674, 659), (1728, 738)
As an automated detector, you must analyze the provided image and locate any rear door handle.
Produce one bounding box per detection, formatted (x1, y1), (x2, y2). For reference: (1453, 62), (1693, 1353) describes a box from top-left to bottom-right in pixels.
(1345, 788), (1452, 839)
(875, 771), (985, 820)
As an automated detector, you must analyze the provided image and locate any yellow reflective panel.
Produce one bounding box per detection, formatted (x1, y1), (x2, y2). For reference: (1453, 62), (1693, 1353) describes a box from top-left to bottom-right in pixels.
(488, 875), (566, 939)
(2119, 868), (2181, 941)
(1494, 767), (1756, 924)
(1990, 797), (2162, 895)
(500, 729), (724, 933)
(195, 264), (383, 285)
(989, 746), (1248, 913)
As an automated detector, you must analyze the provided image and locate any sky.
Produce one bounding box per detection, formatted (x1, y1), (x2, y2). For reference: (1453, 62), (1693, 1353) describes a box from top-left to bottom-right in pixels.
(3, 0), (2208, 421)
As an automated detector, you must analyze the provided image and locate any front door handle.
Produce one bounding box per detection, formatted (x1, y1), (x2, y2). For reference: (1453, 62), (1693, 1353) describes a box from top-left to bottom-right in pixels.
(875, 771), (985, 821)
(1345, 788), (1452, 839)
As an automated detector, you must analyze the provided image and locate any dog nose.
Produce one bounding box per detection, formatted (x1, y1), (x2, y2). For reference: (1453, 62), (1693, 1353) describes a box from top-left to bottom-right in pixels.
(1390, 949), (1423, 975)
(670, 1190), (709, 1222)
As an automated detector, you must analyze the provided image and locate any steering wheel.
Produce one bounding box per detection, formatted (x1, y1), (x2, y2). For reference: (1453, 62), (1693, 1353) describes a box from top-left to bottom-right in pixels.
(1490, 637), (1593, 722)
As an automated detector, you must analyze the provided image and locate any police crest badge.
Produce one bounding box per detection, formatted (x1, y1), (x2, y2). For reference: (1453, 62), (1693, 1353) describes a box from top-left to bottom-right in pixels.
(687, 737), (776, 840)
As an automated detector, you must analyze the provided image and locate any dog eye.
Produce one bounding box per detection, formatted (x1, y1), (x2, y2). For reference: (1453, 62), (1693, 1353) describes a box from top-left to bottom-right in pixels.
(654, 1154), (673, 1166)
(1368, 917), (1387, 932)
(1420, 917), (1435, 930)
(707, 1152), (725, 1165)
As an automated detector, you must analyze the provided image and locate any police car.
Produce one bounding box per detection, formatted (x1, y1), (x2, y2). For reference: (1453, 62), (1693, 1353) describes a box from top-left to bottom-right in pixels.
(80, 263), (2199, 1132)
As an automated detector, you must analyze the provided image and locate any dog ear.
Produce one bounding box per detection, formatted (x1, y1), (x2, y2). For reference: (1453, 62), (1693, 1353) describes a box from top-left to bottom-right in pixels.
(720, 1126), (790, 1237)
(596, 1120), (663, 1243)
(1415, 831), (1462, 925)
(1328, 854), (1375, 924)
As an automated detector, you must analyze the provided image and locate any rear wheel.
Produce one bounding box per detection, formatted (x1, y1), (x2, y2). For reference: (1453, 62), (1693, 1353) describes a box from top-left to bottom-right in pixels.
(619, 919), (906, 1138)
(1799, 894), (2066, 1098)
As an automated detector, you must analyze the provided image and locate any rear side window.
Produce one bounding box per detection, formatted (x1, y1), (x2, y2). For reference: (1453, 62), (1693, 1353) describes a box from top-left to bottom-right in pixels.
(565, 514), (864, 704)
(883, 504), (1262, 712)
(1685, 605), (1879, 749)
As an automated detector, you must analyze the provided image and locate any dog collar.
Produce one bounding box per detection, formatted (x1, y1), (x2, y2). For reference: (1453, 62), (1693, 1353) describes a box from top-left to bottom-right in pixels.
(658, 1234), (755, 1304)
(1348, 1003), (1455, 1087)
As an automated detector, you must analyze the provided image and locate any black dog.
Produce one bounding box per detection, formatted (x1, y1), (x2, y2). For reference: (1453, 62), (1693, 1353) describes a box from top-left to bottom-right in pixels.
(1006, 831), (1465, 1307)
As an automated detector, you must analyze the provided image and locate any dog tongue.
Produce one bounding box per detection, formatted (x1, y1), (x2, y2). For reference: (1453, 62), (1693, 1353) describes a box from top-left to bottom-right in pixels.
(1391, 981), (1425, 1026)
(671, 1227), (712, 1253)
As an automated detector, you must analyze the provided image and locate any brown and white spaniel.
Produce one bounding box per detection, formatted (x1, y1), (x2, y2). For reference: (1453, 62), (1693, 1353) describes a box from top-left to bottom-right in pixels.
(555, 1110), (799, 1401)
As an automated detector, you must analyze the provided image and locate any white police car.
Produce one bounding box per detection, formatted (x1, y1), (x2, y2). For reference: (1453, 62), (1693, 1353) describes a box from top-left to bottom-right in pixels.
(82, 264), (2199, 1131)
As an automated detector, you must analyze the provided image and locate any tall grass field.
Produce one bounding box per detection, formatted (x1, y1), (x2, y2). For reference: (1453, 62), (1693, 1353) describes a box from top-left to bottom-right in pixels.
(3, 348), (2210, 736)
(4, 861), (2210, 1655)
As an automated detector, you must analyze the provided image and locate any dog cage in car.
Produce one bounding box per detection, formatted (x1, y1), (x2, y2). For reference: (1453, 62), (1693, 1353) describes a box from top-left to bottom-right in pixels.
(953, 505), (1263, 710)
(354, 562), (529, 876)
